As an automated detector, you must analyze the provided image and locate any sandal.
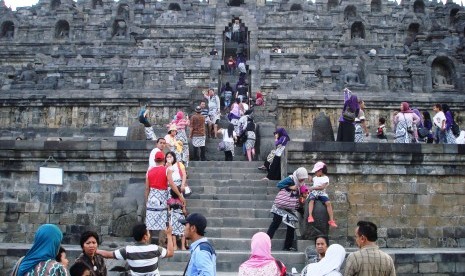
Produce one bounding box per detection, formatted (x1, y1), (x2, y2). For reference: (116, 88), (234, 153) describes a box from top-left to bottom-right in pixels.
(328, 220), (338, 228)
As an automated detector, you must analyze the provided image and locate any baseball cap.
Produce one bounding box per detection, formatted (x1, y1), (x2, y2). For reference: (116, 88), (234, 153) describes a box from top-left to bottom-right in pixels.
(155, 151), (165, 161)
(179, 213), (207, 235)
(311, 161), (326, 173)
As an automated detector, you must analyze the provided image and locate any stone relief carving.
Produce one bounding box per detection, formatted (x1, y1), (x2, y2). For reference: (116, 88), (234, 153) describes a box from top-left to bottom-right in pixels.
(93, 0), (103, 9)
(113, 20), (127, 37)
(432, 70), (454, 89)
(18, 63), (37, 83)
(343, 71), (363, 85)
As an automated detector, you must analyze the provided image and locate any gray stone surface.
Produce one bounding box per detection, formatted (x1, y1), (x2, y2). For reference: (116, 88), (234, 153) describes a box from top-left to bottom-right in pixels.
(311, 112), (334, 142)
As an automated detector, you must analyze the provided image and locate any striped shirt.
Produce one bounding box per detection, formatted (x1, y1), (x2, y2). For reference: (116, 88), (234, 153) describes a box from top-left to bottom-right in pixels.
(344, 244), (395, 276)
(113, 243), (167, 276)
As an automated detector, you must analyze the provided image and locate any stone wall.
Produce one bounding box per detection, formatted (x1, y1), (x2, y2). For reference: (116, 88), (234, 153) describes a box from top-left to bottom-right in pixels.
(286, 141), (465, 248)
(1, 140), (464, 248)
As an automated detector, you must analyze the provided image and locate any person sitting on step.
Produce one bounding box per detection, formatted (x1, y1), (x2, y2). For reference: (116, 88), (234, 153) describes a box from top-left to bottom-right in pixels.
(307, 161), (338, 228)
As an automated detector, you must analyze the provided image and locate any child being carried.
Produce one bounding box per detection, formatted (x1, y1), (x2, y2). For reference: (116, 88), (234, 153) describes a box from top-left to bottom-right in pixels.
(307, 161), (338, 228)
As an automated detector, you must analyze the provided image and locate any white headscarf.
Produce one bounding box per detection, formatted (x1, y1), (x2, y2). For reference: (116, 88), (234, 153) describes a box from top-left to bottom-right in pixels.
(304, 244), (346, 276)
(291, 167), (308, 186)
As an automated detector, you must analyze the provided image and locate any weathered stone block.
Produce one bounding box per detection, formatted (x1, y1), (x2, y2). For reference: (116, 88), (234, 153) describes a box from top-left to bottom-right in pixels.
(395, 263), (418, 273)
(419, 262), (438, 273)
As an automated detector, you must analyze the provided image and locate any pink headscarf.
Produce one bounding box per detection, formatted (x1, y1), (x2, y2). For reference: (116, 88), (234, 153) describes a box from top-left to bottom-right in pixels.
(240, 232), (275, 269)
(175, 111), (184, 123)
(400, 102), (413, 113)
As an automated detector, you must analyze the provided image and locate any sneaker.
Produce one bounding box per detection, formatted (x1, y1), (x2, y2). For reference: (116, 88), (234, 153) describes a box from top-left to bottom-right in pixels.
(283, 247), (297, 251)
(328, 220), (338, 228)
(258, 166), (267, 170)
(307, 216), (314, 223)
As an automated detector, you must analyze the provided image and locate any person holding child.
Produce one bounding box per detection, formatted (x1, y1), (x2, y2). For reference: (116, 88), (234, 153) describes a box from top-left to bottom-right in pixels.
(307, 162), (338, 228)
(267, 167), (309, 251)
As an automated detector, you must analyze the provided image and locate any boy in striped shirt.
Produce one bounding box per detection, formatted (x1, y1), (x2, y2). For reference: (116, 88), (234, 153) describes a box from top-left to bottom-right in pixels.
(98, 224), (174, 276)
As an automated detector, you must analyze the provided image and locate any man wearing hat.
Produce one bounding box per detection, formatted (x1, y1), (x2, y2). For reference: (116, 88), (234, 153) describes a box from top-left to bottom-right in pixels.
(146, 151), (185, 246)
(189, 106), (206, 161)
(180, 213), (216, 275)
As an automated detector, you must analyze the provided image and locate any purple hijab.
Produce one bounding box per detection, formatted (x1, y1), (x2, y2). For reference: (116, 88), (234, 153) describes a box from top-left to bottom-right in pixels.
(274, 127), (290, 146)
(339, 94), (360, 123)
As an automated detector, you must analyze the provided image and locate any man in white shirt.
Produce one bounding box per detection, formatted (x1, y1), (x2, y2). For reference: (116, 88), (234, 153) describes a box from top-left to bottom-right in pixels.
(148, 138), (166, 168)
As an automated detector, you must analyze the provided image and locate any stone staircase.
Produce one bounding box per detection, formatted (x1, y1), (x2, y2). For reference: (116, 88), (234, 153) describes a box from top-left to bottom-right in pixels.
(157, 160), (308, 274)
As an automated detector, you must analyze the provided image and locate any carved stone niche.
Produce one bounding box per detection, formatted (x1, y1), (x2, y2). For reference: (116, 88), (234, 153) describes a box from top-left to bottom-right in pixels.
(344, 5), (356, 21)
(388, 69), (412, 92)
(1, 21), (14, 39)
(92, 0), (103, 9)
(229, 0), (244, 7)
(431, 57), (456, 90)
(55, 20), (70, 39)
(413, 0), (425, 14)
(290, 4), (303, 11)
(112, 20), (127, 38)
(405, 23), (420, 47)
(327, 0), (338, 11)
(351, 21), (365, 39)
(51, 0), (61, 10)
(371, 0), (381, 13)
(168, 3), (181, 11)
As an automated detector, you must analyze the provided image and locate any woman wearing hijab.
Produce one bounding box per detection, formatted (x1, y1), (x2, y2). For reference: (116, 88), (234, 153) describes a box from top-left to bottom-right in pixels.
(238, 232), (284, 276)
(302, 244), (346, 276)
(267, 167), (309, 251)
(393, 102), (420, 143)
(442, 104), (457, 144)
(259, 128), (290, 180)
(336, 88), (360, 142)
(171, 111), (190, 167)
(16, 224), (68, 276)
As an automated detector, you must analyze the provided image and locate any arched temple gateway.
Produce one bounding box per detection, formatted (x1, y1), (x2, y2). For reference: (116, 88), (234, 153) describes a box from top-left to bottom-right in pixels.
(0, 0), (464, 274)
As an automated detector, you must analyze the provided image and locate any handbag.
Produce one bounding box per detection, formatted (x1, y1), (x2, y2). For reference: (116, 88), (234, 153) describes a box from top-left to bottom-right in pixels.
(218, 141), (226, 151)
(177, 162), (192, 197)
(342, 107), (355, 122)
(266, 149), (276, 163)
(274, 189), (299, 210)
(418, 127), (430, 138)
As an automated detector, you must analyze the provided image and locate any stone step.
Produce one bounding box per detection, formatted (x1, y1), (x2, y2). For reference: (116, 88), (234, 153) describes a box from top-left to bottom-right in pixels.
(187, 193), (276, 201)
(190, 227), (288, 239)
(185, 185), (278, 195)
(186, 172), (269, 180)
(186, 178), (271, 186)
(188, 161), (263, 167)
(186, 166), (263, 174)
(187, 199), (273, 209)
(199, 217), (275, 228)
(186, 207), (272, 218)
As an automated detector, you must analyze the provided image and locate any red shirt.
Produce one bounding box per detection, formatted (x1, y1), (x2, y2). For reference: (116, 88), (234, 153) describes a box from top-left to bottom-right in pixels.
(146, 166), (168, 190)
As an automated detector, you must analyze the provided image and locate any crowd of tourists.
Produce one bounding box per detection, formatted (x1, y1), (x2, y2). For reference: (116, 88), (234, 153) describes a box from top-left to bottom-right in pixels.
(337, 88), (463, 144)
(13, 85), (462, 275)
